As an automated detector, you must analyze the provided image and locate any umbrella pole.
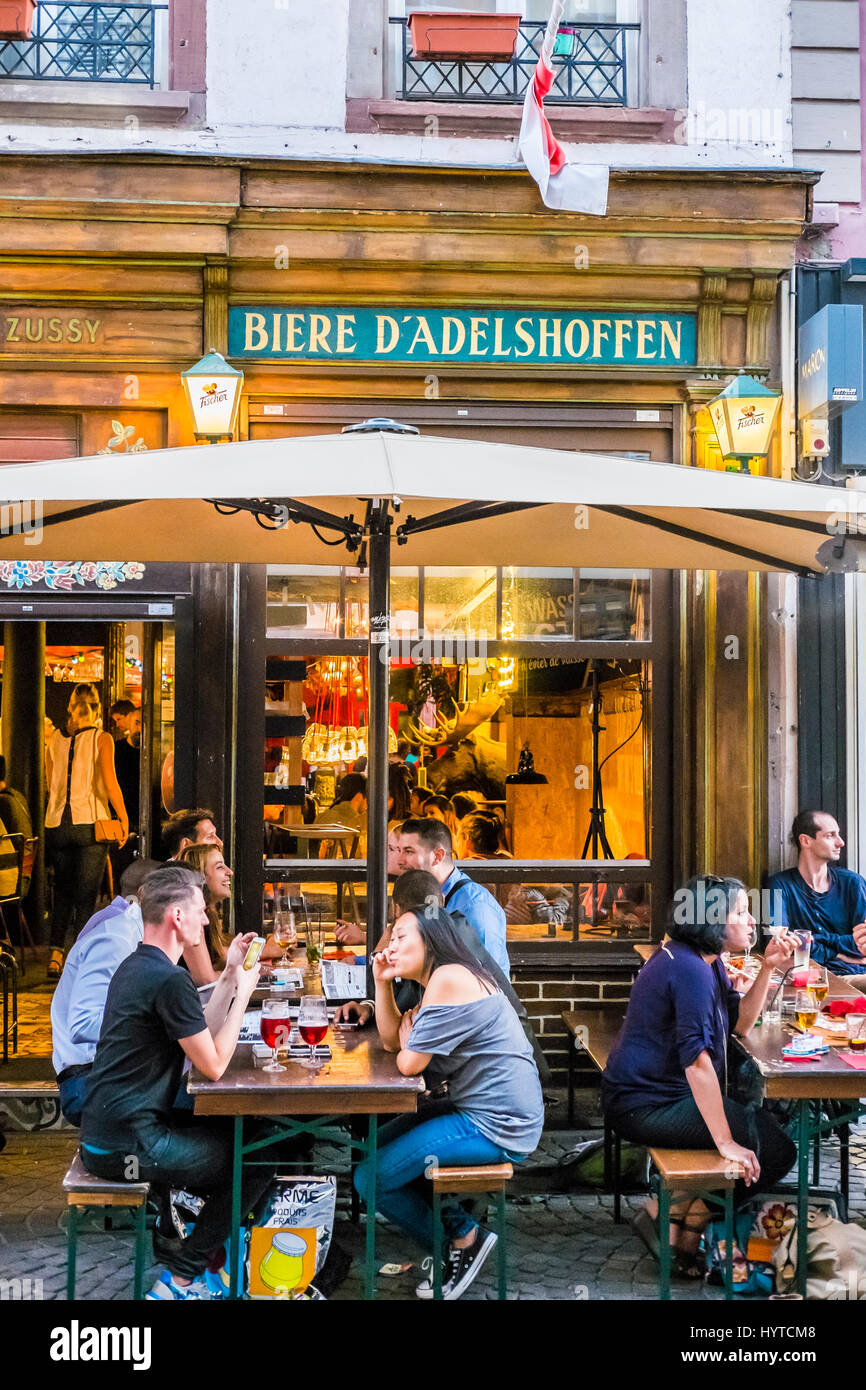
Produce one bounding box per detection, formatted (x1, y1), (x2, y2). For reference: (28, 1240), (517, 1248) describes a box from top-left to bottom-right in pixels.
(366, 501), (392, 992)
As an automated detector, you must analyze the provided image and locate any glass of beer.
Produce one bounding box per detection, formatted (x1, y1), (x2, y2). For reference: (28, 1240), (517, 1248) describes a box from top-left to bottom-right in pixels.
(846, 1012), (866, 1051)
(795, 990), (818, 1032)
(260, 999), (291, 1073)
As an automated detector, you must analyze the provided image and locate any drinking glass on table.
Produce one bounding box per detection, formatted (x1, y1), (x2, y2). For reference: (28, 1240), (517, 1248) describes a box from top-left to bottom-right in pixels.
(260, 999), (292, 1073)
(298, 995), (328, 1069)
(809, 965), (829, 1007)
(846, 1012), (866, 1052)
(795, 990), (818, 1033)
(305, 913), (324, 976)
(792, 933), (812, 988)
(273, 907), (297, 967)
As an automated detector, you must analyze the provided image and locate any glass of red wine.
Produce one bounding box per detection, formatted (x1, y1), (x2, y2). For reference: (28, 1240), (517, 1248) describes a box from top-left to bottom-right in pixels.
(298, 995), (328, 1069)
(260, 999), (291, 1073)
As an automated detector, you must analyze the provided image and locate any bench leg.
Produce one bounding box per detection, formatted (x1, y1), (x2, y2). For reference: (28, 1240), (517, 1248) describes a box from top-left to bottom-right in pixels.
(657, 1185), (671, 1301)
(567, 1035), (575, 1127)
(495, 1189), (507, 1300)
(432, 1191), (443, 1301)
(67, 1204), (78, 1301)
(723, 1190), (735, 1301)
(133, 1200), (147, 1300)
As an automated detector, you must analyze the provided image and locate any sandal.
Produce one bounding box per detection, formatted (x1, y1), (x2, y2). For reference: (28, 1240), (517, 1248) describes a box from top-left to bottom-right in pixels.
(46, 948), (64, 981)
(668, 1214), (707, 1281)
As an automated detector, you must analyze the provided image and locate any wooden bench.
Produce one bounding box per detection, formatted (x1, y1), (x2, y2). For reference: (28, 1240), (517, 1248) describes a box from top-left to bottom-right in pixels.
(562, 1006), (627, 1221)
(63, 1151), (151, 1301)
(649, 1147), (740, 1301)
(427, 1162), (512, 1301)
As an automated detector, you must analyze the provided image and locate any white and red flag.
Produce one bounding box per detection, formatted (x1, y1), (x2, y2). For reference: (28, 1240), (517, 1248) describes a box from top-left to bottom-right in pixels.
(518, 0), (609, 215)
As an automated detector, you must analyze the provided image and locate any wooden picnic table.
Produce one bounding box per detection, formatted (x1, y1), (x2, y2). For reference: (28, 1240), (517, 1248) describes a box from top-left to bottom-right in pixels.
(189, 1004), (423, 1299)
(735, 968), (865, 1296)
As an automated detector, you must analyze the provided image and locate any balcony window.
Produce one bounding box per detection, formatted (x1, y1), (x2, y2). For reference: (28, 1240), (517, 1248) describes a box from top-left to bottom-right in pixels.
(0, 2), (169, 87)
(390, 5), (639, 106)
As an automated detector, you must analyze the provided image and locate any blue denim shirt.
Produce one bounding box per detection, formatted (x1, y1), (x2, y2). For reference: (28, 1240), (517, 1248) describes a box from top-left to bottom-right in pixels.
(442, 866), (509, 974)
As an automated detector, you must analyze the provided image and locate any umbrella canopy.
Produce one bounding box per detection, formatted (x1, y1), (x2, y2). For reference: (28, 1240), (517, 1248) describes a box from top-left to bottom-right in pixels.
(0, 429), (852, 572)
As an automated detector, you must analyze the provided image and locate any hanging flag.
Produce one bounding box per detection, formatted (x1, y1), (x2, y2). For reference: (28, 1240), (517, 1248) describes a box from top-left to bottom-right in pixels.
(518, 0), (609, 216)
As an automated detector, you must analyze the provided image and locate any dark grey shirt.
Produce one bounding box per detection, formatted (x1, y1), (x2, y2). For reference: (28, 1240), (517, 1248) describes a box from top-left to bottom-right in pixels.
(409, 991), (544, 1155)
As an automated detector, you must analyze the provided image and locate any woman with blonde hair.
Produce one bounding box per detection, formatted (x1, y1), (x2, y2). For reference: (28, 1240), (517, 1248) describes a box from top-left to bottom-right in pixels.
(177, 841), (235, 985)
(45, 683), (128, 979)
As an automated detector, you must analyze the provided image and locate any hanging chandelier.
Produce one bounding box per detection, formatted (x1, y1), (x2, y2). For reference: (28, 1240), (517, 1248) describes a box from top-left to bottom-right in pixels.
(301, 656), (396, 764)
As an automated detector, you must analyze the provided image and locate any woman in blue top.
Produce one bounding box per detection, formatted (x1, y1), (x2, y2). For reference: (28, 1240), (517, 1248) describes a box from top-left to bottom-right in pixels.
(603, 875), (797, 1276)
(354, 903), (543, 1301)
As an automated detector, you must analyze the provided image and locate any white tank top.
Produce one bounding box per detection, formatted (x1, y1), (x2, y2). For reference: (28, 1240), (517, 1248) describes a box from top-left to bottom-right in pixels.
(45, 726), (111, 828)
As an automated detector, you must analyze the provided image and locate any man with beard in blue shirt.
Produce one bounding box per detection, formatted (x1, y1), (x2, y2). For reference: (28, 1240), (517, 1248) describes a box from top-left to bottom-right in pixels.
(768, 811), (866, 985)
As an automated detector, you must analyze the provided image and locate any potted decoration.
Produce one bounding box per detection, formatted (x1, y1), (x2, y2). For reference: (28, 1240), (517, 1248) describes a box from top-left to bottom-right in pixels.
(408, 10), (521, 62)
(0, 0), (37, 40)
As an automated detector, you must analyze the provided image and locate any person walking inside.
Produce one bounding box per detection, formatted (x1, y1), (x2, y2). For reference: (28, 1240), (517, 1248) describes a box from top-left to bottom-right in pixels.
(45, 683), (128, 979)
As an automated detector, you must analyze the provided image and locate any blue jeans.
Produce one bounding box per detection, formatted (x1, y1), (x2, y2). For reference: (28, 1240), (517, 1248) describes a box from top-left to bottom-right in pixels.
(353, 1102), (522, 1253)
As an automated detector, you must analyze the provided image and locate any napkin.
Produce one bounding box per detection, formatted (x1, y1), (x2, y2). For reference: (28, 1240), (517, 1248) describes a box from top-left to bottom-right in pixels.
(825, 998), (866, 1018)
(839, 1051), (866, 1069)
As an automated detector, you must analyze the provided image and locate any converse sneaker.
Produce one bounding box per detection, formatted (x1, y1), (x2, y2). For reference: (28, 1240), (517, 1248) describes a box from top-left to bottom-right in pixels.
(146, 1270), (217, 1301)
(415, 1229), (497, 1301)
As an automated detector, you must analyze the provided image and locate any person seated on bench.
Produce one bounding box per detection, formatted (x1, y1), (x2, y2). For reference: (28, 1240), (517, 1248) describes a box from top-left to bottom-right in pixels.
(769, 810), (866, 986)
(79, 864), (270, 1301)
(602, 875), (797, 1279)
(353, 904), (543, 1301)
(50, 890), (145, 1126)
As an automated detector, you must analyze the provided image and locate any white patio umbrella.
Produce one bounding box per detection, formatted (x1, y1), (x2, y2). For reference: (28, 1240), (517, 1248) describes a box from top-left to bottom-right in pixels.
(2, 422), (858, 952)
(0, 426), (855, 571)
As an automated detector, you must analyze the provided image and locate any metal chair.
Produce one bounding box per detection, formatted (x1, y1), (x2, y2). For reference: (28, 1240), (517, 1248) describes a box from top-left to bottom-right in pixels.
(0, 833), (38, 966)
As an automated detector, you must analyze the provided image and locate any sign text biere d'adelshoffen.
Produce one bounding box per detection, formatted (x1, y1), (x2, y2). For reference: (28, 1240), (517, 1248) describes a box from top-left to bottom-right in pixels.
(228, 307), (697, 368)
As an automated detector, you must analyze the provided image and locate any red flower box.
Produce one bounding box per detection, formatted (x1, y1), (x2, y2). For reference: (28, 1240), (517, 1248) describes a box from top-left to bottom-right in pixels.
(0, 0), (37, 40)
(408, 11), (521, 62)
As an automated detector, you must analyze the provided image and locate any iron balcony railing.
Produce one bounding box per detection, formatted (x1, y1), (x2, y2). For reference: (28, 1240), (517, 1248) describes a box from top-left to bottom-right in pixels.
(0, 3), (167, 86)
(390, 17), (640, 106)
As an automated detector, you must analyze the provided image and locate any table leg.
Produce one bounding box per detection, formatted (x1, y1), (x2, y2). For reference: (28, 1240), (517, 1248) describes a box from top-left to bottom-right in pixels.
(568, 1036), (575, 1127)
(364, 1113), (379, 1301)
(230, 1115), (243, 1300)
(797, 1100), (810, 1299)
(840, 1123), (850, 1218)
(657, 1184), (671, 1301)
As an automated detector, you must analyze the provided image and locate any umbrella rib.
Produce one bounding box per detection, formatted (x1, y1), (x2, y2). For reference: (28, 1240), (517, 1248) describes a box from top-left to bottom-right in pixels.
(28, 500), (144, 529)
(396, 500), (543, 539)
(596, 506), (818, 575)
(729, 509), (834, 536)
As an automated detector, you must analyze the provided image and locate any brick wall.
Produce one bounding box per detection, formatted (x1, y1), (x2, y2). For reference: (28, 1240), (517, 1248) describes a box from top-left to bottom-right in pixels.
(512, 962), (638, 1083)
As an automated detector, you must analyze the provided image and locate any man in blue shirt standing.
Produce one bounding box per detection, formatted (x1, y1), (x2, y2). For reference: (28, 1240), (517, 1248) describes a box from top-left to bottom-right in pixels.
(767, 810), (866, 983)
(397, 817), (508, 973)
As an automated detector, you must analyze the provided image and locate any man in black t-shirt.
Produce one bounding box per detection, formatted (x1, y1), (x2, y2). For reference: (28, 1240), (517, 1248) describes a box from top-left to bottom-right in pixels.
(81, 863), (268, 1301)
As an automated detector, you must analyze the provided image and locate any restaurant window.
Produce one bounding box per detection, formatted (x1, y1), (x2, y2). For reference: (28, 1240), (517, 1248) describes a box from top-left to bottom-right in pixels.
(262, 565), (664, 947)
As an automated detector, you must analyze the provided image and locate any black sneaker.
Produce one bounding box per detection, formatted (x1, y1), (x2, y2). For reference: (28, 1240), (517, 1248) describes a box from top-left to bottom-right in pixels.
(415, 1229), (497, 1301)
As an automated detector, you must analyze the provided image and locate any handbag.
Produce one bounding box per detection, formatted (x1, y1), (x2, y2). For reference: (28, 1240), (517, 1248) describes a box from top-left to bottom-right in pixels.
(94, 819), (125, 843)
(774, 1208), (866, 1299)
(705, 1209), (775, 1296)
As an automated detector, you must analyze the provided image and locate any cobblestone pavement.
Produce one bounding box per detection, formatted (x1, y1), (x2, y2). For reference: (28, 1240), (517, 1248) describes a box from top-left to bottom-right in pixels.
(2, 1119), (865, 1302)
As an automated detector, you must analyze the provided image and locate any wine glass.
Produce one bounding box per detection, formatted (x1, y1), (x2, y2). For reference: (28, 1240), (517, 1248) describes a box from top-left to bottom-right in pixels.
(297, 995), (328, 1069)
(273, 908), (297, 967)
(260, 999), (291, 1073)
